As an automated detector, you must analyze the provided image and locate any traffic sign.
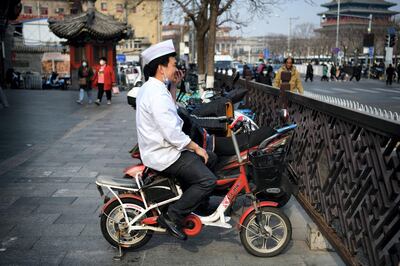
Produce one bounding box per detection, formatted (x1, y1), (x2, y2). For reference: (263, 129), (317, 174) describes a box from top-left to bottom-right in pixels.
(385, 47), (393, 64)
(331, 47), (340, 54)
(116, 54), (126, 63)
(338, 51), (344, 58)
(263, 48), (270, 59)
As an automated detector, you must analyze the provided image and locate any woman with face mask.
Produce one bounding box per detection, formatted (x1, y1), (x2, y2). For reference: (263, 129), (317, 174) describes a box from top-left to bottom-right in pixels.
(76, 60), (94, 104)
(92, 57), (116, 105)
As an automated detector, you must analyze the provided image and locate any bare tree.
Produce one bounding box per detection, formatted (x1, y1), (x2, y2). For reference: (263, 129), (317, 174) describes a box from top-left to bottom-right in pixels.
(168, 0), (285, 89)
(167, 0), (211, 88)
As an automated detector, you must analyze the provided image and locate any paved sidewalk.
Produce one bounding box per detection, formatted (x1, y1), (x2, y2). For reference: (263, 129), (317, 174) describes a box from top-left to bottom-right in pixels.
(0, 89), (344, 265)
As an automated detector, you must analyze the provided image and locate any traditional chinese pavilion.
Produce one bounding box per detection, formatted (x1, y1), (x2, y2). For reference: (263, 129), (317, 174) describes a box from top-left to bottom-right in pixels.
(48, 0), (131, 87)
(318, 0), (398, 31)
(317, 0), (398, 55)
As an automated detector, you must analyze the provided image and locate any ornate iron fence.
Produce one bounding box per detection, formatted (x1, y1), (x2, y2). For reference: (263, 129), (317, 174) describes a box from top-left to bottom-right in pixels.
(215, 73), (400, 266)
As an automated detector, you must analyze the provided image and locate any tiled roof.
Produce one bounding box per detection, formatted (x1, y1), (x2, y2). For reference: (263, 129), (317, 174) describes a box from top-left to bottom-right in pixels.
(319, 8), (398, 16)
(48, 9), (131, 42)
(322, 0), (397, 7)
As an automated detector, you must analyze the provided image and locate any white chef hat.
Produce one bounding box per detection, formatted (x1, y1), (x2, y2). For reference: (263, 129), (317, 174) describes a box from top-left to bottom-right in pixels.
(141, 39), (176, 66)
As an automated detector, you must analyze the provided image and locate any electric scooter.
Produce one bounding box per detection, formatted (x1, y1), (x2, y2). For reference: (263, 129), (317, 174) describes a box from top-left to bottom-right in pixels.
(96, 117), (294, 257)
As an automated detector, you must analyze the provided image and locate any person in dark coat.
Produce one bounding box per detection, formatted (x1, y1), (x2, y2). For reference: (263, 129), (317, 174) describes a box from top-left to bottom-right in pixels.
(305, 62), (313, 82)
(349, 64), (361, 82)
(396, 63), (400, 84)
(330, 63), (336, 81)
(386, 64), (395, 86)
(76, 60), (94, 104)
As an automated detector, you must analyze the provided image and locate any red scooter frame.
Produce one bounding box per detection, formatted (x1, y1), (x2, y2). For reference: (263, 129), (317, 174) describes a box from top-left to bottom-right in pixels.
(96, 117), (293, 257)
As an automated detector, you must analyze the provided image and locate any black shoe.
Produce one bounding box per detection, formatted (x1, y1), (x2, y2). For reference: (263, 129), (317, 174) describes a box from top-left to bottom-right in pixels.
(157, 213), (187, 240)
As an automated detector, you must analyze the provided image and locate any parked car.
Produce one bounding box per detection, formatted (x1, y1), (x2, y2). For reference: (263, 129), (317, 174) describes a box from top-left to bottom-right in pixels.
(118, 62), (142, 89)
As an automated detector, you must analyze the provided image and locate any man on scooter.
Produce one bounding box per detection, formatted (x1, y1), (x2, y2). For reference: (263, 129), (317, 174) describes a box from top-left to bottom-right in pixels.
(137, 40), (217, 240)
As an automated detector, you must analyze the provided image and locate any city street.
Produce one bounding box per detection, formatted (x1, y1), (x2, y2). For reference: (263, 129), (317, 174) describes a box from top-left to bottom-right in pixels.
(0, 89), (343, 265)
(302, 76), (400, 113)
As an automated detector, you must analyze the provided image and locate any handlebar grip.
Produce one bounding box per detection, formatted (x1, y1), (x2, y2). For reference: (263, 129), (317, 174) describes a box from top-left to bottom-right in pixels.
(228, 116), (245, 129)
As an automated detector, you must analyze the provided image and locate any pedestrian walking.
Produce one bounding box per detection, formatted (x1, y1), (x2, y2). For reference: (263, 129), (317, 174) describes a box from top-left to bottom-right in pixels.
(396, 63), (400, 84)
(386, 64), (395, 86)
(305, 62), (313, 82)
(93, 57), (116, 105)
(273, 57), (304, 94)
(76, 60), (94, 104)
(349, 64), (358, 81)
(330, 63), (337, 81)
(321, 64), (329, 82)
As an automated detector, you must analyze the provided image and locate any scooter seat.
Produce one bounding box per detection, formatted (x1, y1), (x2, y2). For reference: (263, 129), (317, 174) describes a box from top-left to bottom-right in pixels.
(214, 125), (276, 156)
(215, 155), (239, 172)
(96, 176), (138, 189)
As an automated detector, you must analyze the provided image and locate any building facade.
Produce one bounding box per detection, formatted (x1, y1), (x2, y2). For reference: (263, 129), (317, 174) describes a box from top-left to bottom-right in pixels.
(216, 27), (237, 56)
(17, 0), (72, 21)
(95, 0), (162, 58)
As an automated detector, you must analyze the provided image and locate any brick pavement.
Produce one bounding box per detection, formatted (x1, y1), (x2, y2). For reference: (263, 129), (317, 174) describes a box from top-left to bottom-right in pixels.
(0, 89), (344, 265)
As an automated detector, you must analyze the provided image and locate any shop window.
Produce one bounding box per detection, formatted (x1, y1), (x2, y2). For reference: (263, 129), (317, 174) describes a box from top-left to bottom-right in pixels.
(24, 6), (32, 14)
(116, 4), (123, 12)
(40, 7), (48, 15)
(101, 2), (107, 11)
(55, 8), (64, 14)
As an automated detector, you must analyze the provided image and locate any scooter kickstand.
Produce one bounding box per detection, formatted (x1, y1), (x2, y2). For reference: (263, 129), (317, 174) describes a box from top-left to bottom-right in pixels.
(113, 229), (125, 261)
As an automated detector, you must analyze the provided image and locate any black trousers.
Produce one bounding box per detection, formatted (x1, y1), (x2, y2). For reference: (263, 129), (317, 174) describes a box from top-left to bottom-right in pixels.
(162, 151), (217, 223)
(97, 84), (111, 101)
(305, 74), (313, 82)
(386, 76), (393, 85)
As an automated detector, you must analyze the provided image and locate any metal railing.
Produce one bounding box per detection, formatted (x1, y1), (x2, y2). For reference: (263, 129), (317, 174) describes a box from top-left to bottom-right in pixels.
(215, 73), (400, 266)
(304, 91), (400, 123)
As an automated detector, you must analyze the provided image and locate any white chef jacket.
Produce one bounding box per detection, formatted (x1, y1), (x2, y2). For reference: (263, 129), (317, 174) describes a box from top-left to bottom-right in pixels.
(136, 77), (191, 171)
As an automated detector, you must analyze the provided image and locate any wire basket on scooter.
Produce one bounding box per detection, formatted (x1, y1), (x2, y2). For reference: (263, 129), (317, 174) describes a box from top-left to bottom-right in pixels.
(248, 149), (286, 191)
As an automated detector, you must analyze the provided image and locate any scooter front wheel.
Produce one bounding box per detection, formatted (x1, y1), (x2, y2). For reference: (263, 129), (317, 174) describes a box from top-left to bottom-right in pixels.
(240, 207), (291, 257)
(100, 198), (153, 251)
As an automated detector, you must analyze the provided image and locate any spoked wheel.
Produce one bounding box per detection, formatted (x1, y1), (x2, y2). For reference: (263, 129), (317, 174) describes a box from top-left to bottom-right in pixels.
(100, 198), (153, 251)
(240, 207), (291, 257)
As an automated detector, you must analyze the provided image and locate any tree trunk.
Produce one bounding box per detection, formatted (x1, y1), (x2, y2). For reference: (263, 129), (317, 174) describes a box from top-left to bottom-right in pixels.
(206, 0), (217, 89)
(196, 32), (206, 93)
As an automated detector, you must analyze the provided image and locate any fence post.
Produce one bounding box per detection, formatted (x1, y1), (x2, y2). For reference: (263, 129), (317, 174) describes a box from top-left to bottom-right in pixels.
(280, 71), (291, 108)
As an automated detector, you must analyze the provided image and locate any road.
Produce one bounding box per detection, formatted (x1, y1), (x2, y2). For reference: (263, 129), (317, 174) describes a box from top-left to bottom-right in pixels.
(301, 76), (400, 114)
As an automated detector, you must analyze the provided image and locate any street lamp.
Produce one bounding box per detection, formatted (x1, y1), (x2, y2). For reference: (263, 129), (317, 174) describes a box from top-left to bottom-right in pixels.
(335, 0), (341, 51)
(288, 17), (299, 56)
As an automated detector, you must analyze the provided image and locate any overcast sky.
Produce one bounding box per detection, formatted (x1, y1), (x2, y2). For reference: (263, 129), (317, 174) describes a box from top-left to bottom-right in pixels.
(228, 0), (400, 37)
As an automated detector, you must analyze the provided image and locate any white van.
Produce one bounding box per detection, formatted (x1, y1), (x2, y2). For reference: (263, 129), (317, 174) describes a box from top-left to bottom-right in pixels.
(214, 55), (233, 70)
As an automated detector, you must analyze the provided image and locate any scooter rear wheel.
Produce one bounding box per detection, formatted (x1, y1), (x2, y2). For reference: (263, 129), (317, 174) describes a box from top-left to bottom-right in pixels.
(100, 198), (153, 251)
(240, 207), (291, 257)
